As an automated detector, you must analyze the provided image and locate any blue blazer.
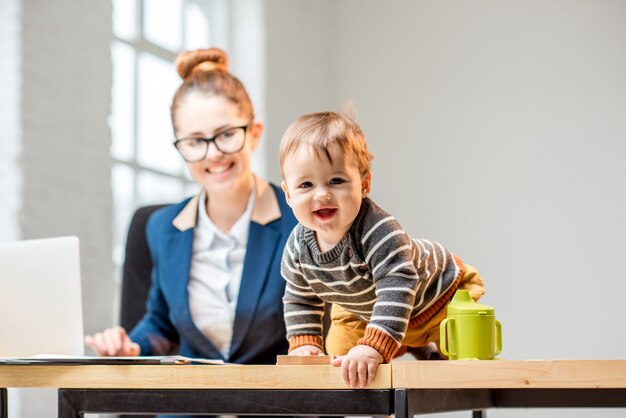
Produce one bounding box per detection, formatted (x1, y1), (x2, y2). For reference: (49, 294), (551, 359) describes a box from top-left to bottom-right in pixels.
(130, 179), (297, 364)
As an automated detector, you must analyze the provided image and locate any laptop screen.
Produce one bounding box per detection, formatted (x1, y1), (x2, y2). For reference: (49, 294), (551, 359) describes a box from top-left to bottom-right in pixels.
(0, 236), (85, 356)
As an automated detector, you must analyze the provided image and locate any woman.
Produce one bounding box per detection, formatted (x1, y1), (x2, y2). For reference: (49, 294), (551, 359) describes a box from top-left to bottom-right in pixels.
(86, 47), (297, 364)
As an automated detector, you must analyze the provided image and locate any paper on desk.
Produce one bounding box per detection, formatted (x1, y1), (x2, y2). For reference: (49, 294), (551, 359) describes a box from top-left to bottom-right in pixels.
(0, 354), (224, 365)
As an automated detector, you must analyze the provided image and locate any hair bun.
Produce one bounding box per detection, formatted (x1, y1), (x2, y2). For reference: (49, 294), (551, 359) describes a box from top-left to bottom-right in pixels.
(174, 47), (229, 80)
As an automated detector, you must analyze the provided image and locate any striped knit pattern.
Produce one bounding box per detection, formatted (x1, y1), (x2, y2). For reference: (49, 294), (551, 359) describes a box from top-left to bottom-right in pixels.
(281, 198), (462, 362)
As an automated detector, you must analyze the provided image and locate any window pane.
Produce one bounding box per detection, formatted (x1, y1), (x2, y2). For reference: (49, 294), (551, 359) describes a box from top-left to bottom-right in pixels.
(110, 41), (135, 161)
(137, 170), (187, 205)
(112, 0), (138, 40)
(185, 181), (200, 196)
(144, 0), (182, 51)
(137, 53), (182, 175)
(112, 163), (135, 266)
(185, 0), (211, 50)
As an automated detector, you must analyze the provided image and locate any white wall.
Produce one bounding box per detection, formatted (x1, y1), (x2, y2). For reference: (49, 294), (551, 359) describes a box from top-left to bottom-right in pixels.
(265, 0), (333, 179)
(327, 0), (626, 359)
(265, 1), (625, 417)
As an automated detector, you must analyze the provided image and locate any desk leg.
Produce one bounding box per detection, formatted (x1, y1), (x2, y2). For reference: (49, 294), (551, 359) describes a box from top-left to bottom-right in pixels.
(58, 390), (81, 418)
(1, 388), (7, 418)
(395, 389), (494, 418)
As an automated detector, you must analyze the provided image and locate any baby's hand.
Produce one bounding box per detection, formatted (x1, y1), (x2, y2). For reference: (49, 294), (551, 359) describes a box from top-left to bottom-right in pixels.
(289, 345), (325, 356)
(332, 345), (383, 388)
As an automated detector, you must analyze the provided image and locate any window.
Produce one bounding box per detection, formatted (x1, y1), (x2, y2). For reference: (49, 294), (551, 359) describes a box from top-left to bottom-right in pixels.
(110, 0), (226, 268)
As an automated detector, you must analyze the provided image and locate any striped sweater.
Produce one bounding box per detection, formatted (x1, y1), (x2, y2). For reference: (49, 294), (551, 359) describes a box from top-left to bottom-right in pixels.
(281, 198), (463, 362)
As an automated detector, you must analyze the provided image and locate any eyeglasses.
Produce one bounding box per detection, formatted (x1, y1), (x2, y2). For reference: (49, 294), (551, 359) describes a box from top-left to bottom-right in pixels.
(173, 125), (249, 162)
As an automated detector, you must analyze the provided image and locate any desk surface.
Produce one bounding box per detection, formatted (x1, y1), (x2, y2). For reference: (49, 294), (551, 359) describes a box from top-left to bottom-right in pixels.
(0, 363), (392, 389)
(2, 360), (625, 390)
(3, 360), (626, 418)
(392, 360), (626, 388)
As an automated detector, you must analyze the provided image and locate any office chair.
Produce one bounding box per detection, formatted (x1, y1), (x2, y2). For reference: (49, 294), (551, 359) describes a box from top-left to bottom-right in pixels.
(120, 204), (167, 332)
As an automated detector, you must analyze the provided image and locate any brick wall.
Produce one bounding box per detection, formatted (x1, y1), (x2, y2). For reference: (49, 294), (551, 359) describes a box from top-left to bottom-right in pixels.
(0, 0), (22, 243)
(1, 1), (114, 416)
(19, 0), (115, 337)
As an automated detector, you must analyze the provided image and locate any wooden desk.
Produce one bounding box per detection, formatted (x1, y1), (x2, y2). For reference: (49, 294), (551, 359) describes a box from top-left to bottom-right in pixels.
(0, 363), (392, 389)
(0, 363), (393, 417)
(391, 360), (626, 418)
(1, 360), (625, 417)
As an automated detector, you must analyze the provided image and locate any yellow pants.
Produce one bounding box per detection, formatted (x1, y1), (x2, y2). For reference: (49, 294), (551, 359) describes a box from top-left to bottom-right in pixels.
(325, 263), (485, 357)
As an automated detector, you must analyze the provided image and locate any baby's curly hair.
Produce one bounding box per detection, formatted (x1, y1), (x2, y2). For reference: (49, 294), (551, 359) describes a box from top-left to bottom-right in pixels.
(279, 111), (374, 178)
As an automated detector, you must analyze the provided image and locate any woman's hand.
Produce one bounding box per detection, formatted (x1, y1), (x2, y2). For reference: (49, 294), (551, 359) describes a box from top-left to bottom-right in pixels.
(331, 344), (383, 388)
(288, 345), (325, 356)
(84, 325), (140, 356)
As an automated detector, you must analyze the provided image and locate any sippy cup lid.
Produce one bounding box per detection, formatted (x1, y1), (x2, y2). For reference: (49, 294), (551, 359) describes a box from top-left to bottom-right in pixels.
(447, 289), (494, 316)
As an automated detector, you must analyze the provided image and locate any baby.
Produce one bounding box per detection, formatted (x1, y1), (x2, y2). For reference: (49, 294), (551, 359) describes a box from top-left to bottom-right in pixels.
(279, 111), (484, 388)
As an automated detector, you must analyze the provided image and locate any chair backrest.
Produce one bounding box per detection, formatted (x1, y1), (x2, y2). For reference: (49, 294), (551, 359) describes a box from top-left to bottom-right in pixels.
(120, 204), (167, 331)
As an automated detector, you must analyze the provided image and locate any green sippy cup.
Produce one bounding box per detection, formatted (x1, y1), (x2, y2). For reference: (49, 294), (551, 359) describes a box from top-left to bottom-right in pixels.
(439, 289), (502, 360)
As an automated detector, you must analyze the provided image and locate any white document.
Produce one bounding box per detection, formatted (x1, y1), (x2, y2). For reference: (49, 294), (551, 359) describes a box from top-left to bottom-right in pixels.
(0, 354), (224, 365)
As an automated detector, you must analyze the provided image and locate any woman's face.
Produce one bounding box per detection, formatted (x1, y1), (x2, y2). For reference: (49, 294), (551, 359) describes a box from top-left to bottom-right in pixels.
(174, 94), (262, 195)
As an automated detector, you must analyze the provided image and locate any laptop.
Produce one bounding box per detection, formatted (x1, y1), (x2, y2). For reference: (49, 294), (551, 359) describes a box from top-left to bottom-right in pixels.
(0, 236), (85, 357)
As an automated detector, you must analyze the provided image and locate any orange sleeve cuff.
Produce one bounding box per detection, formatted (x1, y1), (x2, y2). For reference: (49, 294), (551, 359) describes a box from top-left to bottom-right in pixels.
(288, 335), (324, 353)
(357, 327), (400, 363)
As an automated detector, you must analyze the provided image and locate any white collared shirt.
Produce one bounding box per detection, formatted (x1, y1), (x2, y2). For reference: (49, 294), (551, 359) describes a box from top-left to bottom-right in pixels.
(188, 188), (254, 360)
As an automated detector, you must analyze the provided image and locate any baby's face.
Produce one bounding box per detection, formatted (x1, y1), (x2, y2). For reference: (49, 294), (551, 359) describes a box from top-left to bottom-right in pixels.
(281, 144), (370, 252)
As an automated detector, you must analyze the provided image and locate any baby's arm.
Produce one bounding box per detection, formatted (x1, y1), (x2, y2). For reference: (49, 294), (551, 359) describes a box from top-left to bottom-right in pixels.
(332, 345), (383, 388)
(281, 230), (326, 354)
(289, 345), (325, 356)
(357, 226), (420, 363)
